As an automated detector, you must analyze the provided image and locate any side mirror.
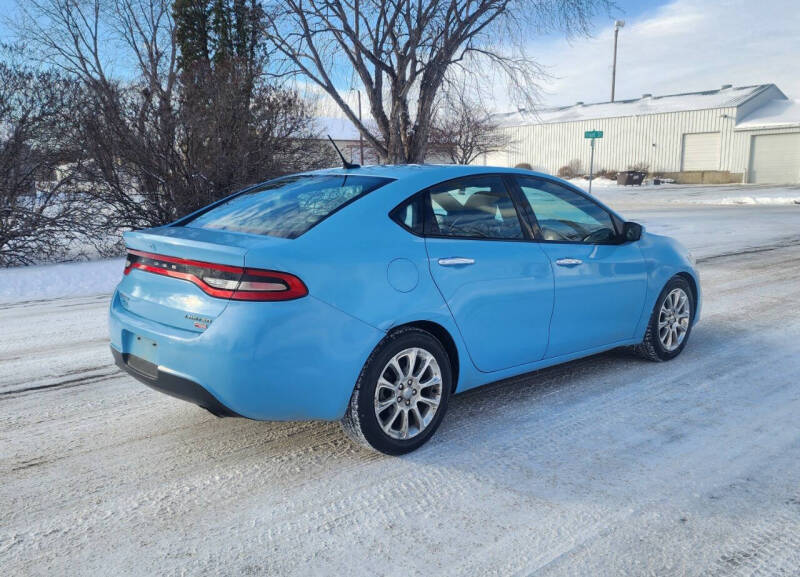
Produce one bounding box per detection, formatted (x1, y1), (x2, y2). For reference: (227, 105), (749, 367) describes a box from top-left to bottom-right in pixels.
(622, 221), (643, 242)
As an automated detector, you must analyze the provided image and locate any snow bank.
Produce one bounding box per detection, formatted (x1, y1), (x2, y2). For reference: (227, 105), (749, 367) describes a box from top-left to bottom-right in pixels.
(567, 177), (622, 189)
(570, 181), (800, 207)
(0, 258), (124, 304)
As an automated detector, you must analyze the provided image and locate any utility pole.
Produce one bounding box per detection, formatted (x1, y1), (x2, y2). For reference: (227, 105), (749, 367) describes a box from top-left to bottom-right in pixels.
(357, 90), (365, 164)
(611, 20), (624, 103)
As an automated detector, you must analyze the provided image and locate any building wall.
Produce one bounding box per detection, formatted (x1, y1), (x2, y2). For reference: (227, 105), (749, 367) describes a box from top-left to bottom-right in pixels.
(334, 139), (381, 165)
(477, 85), (800, 183)
(333, 139), (454, 166)
(483, 107), (748, 175)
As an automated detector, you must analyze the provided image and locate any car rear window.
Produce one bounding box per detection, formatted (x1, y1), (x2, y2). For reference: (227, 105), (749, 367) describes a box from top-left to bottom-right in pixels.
(183, 174), (393, 239)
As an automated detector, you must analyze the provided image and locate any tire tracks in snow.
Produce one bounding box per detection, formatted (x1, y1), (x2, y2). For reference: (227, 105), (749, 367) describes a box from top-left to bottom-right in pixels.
(0, 366), (119, 398)
(696, 234), (800, 263)
(2, 243), (800, 575)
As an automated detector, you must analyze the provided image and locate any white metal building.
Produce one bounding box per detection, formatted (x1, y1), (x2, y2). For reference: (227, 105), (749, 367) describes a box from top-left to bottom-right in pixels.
(484, 84), (800, 184)
(314, 117), (381, 165)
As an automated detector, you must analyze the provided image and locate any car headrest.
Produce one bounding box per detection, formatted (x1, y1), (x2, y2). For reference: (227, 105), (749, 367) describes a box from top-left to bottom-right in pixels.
(464, 192), (501, 214)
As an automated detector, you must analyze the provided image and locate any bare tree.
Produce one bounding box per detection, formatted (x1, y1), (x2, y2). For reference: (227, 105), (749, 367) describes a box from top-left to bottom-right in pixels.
(21, 0), (333, 232)
(264, 0), (610, 164)
(174, 0), (335, 211)
(430, 90), (512, 165)
(0, 56), (102, 265)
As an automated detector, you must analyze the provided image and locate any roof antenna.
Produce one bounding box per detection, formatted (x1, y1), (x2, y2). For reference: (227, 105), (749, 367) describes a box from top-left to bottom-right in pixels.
(327, 135), (360, 169)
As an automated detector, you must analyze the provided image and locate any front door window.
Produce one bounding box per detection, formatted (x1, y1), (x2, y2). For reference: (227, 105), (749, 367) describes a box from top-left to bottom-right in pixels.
(516, 177), (617, 244)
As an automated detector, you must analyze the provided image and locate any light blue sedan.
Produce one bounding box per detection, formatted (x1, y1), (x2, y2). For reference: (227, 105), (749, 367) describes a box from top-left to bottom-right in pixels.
(109, 165), (700, 454)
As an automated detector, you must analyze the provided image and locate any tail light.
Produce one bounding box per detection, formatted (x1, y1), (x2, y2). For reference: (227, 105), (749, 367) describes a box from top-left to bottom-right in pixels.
(123, 250), (308, 301)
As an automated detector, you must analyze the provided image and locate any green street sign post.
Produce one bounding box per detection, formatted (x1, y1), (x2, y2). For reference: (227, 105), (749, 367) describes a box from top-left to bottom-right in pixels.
(584, 130), (603, 194)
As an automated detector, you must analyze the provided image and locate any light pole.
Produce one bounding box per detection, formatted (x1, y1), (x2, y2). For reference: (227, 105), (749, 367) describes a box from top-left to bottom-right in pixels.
(611, 20), (624, 102)
(357, 90), (365, 164)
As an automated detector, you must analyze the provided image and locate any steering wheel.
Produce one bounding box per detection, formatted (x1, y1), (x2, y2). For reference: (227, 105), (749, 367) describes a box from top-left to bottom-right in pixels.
(582, 227), (617, 243)
(540, 219), (586, 242)
(540, 226), (567, 241)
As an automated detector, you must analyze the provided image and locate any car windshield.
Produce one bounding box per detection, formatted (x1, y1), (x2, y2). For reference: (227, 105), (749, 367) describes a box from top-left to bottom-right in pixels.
(183, 174), (393, 239)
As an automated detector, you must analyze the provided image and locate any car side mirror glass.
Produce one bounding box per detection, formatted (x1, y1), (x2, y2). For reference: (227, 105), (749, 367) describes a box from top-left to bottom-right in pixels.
(622, 221), (643, 242)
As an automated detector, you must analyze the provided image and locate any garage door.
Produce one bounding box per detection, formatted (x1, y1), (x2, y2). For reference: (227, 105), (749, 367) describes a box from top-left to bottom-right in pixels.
(749, 133), (800, 183)
(682, 132), (721, 171)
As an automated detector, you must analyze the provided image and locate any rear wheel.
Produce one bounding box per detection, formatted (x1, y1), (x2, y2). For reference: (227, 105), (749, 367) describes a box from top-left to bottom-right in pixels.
(635, 276), (695, 361)
(341, 327), (452, 455)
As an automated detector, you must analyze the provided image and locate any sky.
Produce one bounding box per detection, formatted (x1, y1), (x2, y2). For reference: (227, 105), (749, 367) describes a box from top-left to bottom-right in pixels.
(524, 0), (800, 109)
(1, 0), (798, 114)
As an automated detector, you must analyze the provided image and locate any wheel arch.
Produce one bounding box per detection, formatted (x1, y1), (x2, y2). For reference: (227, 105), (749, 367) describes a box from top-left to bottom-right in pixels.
(675, 271), (699, 316)
(389, 320), (460, 392)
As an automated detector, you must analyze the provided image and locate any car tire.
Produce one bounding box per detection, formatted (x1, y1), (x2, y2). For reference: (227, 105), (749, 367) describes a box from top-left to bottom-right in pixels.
(341, 327), (452, 455)
(635, 275), (695, 362)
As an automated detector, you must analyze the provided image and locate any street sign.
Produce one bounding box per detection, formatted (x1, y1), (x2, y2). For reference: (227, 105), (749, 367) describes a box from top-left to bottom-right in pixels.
(584, 131), (603, 194)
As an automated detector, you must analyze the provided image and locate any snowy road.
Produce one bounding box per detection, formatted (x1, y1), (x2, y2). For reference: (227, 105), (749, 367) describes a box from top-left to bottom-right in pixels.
(2, 202), (800, 576)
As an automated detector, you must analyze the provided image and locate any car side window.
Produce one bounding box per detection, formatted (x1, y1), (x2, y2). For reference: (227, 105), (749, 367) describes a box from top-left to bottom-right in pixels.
(424, 176), (524, 240)
(516, 177), (618, 244)
(389, 194), (423, 235)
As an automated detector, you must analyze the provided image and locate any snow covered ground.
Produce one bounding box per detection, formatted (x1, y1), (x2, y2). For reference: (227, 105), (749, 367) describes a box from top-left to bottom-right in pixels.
(2, 184), (800, 575)
(0, 258), (124, 305)
(573, 178), (800, 206)
(596, 182), (800, 207)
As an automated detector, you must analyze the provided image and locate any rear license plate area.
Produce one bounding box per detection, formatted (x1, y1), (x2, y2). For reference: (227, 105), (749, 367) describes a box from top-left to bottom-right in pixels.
(122, 330), (159, 375)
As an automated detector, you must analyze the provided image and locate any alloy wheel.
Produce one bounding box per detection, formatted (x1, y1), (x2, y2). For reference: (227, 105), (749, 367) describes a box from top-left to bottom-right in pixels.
(373, 347), (443, 440)
(658, 288), (691, 351)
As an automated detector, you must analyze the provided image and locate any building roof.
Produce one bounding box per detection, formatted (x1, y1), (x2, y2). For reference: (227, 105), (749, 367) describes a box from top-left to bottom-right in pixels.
(495, 84), (777, 126)
(736, 98), (800, 129)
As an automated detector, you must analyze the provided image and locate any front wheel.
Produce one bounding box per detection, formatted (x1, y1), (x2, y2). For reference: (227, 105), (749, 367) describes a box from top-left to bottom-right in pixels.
(635, 276), (695, 361)
(341, 327), (452, 455)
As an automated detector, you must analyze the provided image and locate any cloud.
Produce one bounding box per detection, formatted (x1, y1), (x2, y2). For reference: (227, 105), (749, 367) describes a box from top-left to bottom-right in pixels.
(306, 0), (799, 120)
(504, 0), (800, 110)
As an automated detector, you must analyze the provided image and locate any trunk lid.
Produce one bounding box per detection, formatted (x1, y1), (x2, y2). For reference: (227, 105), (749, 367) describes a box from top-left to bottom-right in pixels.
(123, 226), (269, 266)
(117, 226), (287, 332)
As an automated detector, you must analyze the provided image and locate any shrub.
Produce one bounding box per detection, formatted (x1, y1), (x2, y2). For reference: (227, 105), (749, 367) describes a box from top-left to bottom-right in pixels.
(627, 161), (650, 173)
(595, 168), (618, 180)
(557, 158), (583, 179)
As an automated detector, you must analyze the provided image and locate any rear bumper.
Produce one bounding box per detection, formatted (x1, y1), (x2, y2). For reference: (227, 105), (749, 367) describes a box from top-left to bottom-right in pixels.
(111, 347), (240, 417)
(108, 289), (385, 421)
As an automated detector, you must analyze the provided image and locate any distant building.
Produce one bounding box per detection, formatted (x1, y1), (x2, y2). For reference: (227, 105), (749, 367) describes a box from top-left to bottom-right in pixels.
(314, 116), (453, 166)
(483, 84), (800, 184)
(313, 117), (381, 165)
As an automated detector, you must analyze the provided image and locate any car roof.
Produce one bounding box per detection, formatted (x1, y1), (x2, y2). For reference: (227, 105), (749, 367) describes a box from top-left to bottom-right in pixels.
(304, 164), (551, 182)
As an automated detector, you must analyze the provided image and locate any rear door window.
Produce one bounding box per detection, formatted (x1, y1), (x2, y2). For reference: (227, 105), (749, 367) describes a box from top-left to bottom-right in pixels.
(183, 174), (393, 239)
(423, 176), (524, 240)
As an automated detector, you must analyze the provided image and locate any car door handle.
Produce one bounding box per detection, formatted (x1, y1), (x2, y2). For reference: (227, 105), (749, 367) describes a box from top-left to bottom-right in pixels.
(555, 258), (583, 267)
(438, 257), (475, 266)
